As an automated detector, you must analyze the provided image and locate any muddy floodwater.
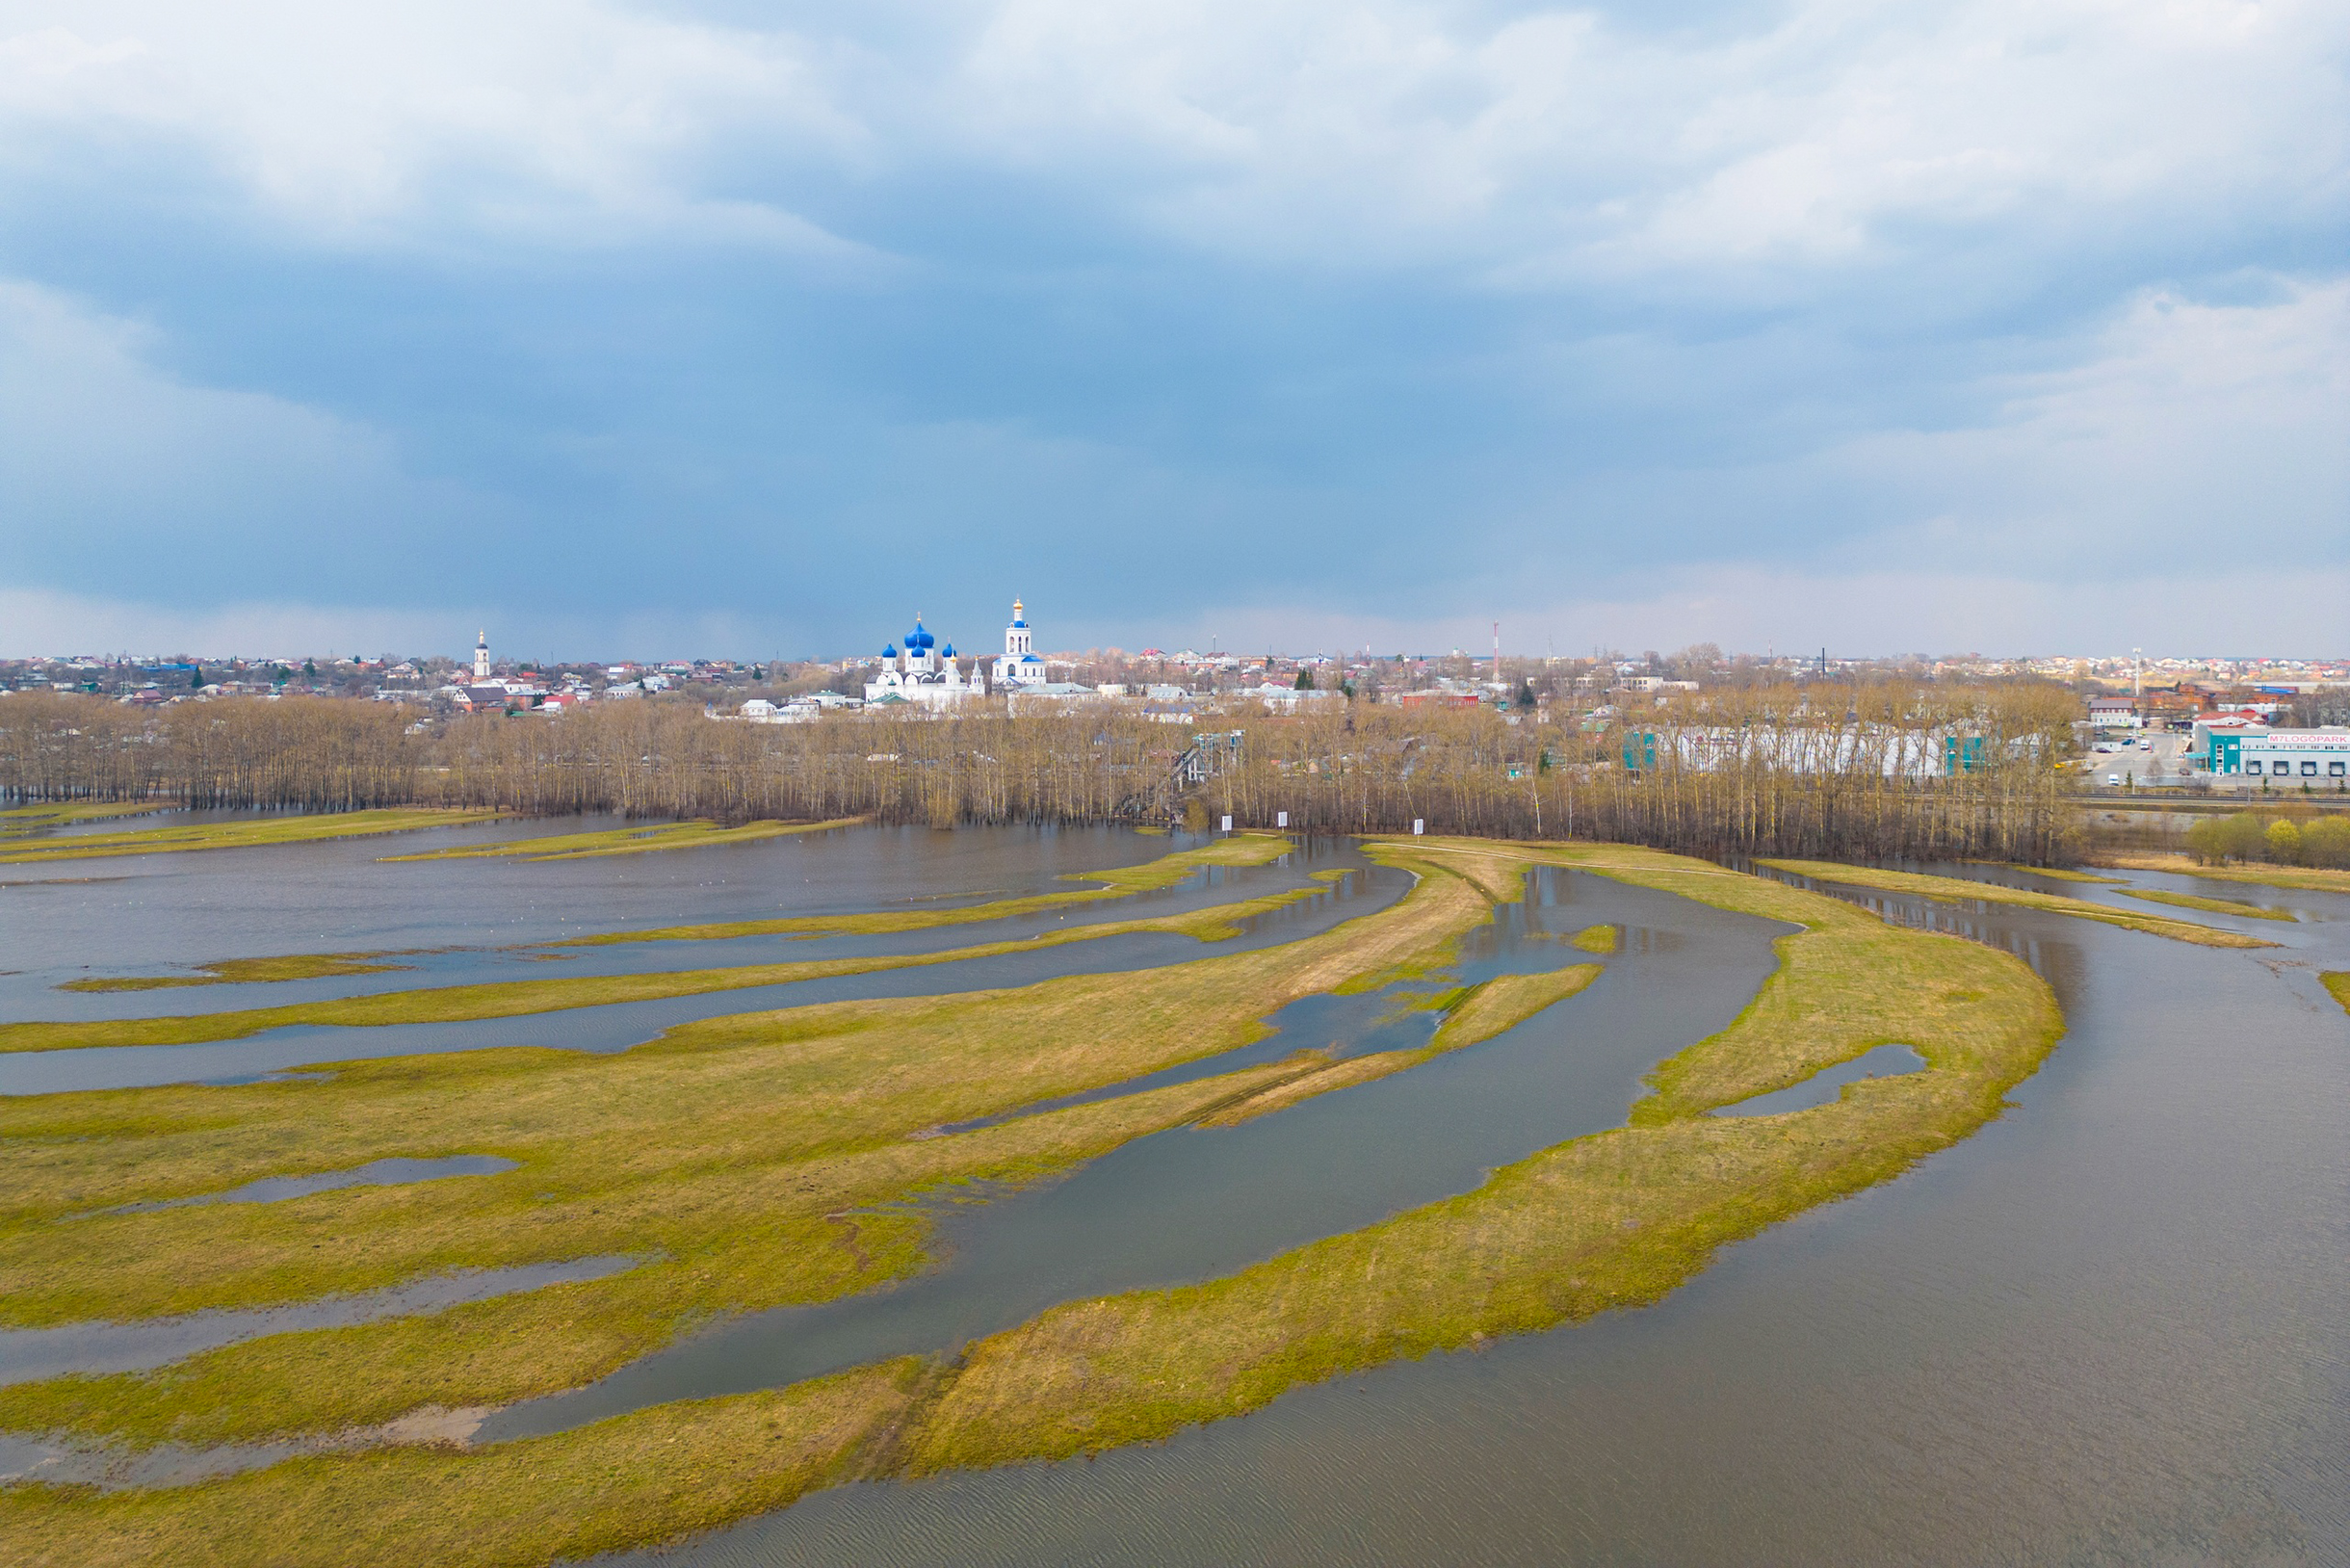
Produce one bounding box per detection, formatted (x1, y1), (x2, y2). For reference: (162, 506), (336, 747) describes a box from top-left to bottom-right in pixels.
(6, 818), (2347, 1562)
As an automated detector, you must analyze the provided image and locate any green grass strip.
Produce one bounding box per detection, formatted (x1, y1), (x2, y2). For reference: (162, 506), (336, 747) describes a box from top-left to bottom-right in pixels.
(0, 840), (2065, 1567)
(1569, 923), (1620, 953)
(1755, 857), (2278, 949)
(58, 955), (422, 993)
(0, 887), (1325, 1055)
(2121, 888), (2294, 922)
(0, 845), (1487, 1456)
(1992, 862), (2123, 883)
(42, 836), (1308, 991)
(378, 818), (864, 862)
(0, 810), (503, 864)
(2091, 854), (2350, 895)
(2323, 974), (2348, 1016)
(0, 1361), (929, 1568)
(548, 833), (1299, 946)
(0, 802), (171, 836)
(1199, 964), (1603, 1128)
(897, 839), (2063, 1476)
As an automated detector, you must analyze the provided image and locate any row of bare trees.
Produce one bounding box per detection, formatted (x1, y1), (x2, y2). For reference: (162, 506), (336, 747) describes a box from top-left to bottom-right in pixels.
(0, 683), (2079, 862)
(0, 693), (423, 811)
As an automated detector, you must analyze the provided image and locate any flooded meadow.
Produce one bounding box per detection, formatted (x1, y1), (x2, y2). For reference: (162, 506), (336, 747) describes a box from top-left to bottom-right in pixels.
(1, 813), (2342, 1564)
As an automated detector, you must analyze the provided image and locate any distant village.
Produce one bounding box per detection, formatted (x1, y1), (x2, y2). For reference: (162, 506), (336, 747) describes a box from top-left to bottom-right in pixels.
(3, 600), (2345, 792)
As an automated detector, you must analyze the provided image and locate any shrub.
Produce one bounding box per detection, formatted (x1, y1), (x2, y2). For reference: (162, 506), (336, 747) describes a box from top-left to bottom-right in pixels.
(2300, 817), (2350, 870)
(2189, 812), (2270, 863)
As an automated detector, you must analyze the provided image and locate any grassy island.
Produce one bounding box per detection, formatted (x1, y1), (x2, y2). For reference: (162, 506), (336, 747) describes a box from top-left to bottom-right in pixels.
(0, 870), (1329, 1055)
(2121, 888), (2294, 922)
(1755, 858), (2279, 948)
(0, 845), (1484, 1431)
(1198, 963), (1603, 1128)
(0, 837), (2065, 1568)
(58, 954), (421, 993)
(378, 818), (864, 861)
(1569, 922), (1621, 954)
(34, 835), (1308, 1000)
(0, 802), (171, 835)
(550, 832), (1301, 946)
(2089, 852), (2350, 897)
(1989, 863), (2121, 883)
(0, 809), (503, 865)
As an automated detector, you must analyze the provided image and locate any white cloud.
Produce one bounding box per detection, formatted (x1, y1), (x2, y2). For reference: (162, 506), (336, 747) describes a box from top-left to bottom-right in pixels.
(3, 0), (2340, 279)
(947, 0), (2350, 283)
(0, 1), (870, 251)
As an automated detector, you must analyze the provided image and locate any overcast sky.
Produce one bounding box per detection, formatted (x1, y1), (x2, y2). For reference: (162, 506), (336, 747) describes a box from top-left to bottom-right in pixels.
(1, 0), (2343, 662)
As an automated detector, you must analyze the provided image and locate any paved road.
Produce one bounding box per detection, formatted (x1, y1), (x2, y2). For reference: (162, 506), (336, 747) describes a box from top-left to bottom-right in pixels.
(2079, 729), (2188, 790)
(2076, 729), (2350, 802)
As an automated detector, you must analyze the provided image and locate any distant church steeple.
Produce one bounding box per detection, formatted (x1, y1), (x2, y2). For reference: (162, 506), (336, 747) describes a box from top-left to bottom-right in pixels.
(474, 630), (491, 681)
(994, 598), (1044, 687)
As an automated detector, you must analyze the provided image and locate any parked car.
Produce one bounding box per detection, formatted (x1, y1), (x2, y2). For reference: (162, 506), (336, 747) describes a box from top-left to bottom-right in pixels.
(2105, 772), (2122, 785)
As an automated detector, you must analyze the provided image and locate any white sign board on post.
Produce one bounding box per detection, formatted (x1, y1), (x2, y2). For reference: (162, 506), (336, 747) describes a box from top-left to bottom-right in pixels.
(1276, 810), (1288, 827)
(1413, 818), (1424, 835)
(1220, 815), (1233, 832)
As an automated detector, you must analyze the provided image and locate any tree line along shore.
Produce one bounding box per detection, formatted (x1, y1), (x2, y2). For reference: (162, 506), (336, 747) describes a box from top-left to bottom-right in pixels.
(0, 685), (2080, 864)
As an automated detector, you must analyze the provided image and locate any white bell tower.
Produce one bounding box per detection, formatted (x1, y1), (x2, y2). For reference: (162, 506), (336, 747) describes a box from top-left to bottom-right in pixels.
(993, 599), (1046, 688)
(473, 630), (491, 681)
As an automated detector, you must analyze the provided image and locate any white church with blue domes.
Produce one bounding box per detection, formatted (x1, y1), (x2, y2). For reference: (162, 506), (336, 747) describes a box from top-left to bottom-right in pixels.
(863, 615), (975, 709)
(862, 600), (1063, 709)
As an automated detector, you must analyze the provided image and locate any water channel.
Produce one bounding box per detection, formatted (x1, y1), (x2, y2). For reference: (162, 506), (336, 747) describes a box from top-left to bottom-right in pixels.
(587, 853), (2350, 1567)
(479, 868), (1785, 1445)
(0, 826), (1407, 1096)
(5, 818), (2346, 1561)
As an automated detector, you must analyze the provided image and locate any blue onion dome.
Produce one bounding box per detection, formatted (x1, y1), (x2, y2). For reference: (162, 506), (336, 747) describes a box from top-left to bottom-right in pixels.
(882, 643), (898, 657)
(906, 620), (935, 650)
(942, 643), (955, 657)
